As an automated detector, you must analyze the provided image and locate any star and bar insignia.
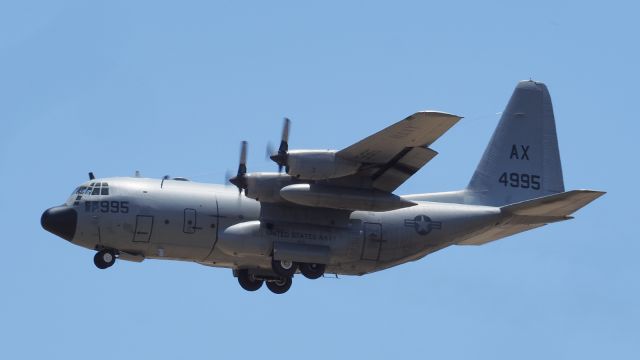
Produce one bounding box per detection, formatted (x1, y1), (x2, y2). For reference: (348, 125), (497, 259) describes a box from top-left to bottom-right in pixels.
(404, 215), (442, 235)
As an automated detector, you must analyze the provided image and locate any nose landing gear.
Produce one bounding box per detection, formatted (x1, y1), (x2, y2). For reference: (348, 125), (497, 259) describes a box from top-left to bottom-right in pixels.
(94, 249), (116, 269)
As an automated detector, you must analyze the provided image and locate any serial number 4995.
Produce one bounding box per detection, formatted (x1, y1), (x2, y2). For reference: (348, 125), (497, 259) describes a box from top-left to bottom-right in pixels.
(498, 172), (541, 190)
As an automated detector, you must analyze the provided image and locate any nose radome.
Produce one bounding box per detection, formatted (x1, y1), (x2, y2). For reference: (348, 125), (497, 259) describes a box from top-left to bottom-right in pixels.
(41, 206), (77, 241)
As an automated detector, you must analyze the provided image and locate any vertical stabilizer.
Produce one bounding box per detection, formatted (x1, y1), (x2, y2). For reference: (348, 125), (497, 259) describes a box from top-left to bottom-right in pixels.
(467, 80), (564, 206)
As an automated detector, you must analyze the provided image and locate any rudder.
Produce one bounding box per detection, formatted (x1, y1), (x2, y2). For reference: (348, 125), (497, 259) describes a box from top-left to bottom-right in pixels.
(467, 80), (564, 206)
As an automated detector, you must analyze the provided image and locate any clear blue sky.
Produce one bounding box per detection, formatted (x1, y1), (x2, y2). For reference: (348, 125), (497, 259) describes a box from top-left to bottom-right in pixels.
(1, 1), (636, 358)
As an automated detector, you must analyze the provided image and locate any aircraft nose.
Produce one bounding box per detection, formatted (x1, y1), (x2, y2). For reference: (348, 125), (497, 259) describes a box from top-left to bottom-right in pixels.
(41, 206), (77, 241)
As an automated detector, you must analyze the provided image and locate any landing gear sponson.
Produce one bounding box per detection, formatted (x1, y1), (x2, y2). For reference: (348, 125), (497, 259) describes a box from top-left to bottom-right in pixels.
(235, 260), (326, 294)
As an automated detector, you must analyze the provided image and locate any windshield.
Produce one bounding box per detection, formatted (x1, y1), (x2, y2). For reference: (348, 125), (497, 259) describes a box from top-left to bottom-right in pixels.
(66, 182), (110, 206)
(83, 182), (110, 196)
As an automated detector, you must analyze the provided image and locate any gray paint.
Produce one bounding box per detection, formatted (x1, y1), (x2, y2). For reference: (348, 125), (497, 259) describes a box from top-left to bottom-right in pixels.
(42, 80), (604, 292)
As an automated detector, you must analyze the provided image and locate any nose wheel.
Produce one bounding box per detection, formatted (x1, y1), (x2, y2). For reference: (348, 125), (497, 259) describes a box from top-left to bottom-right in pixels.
(94, 249), (116, 269)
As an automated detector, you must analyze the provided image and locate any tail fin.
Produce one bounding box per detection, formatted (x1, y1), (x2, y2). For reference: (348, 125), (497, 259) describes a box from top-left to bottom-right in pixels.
(467, 80), (565, 206)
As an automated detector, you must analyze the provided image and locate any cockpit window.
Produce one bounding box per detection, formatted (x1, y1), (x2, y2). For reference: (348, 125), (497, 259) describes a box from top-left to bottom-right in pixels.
(68, 182), (111, 206)
(71, 182), (110, 204)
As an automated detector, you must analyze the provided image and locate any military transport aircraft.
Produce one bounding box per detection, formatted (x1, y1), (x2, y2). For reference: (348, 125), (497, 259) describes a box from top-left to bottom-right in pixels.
(41, 80), (604, 294)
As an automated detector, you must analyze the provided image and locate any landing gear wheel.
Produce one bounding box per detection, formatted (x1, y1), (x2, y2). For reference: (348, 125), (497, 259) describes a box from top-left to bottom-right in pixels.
(266, 277), (293, 294)
(271, 259), (298, 277)
(300, 263), (326, 279)
(94, 249), (116, 269)
(237, 269), (263, 292)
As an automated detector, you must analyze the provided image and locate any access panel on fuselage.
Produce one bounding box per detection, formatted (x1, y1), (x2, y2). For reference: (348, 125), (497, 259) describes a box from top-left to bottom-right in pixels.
(361, 223), (382, 261)
(133, 215), (154, 242)
(183, 208), (197, 233)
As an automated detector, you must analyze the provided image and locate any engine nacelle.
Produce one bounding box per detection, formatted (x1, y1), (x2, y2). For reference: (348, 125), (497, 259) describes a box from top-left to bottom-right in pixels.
(286, 150), (359, 180)
(279, 184), (416, 211)
(244, 173), (296, 203)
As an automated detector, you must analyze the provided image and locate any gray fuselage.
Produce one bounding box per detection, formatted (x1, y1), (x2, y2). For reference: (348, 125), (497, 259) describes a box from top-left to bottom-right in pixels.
(63, 177), (501, 276)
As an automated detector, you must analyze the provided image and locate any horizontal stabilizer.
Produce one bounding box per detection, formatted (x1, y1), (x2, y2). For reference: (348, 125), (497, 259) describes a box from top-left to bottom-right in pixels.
(501, 190), (605, 218)
(457, 190), (604, 246)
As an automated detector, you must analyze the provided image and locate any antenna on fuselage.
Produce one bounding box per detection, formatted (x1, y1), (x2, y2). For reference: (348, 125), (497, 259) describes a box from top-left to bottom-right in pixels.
(88, 172), (95, 180)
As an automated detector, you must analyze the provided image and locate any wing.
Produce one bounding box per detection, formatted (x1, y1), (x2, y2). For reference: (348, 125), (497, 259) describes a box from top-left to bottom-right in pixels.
(258, 111), (461, 225)
(330, 111), (462, 191)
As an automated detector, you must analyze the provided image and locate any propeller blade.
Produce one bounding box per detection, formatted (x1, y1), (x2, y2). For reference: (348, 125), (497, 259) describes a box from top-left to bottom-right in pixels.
(281, 117), (290, 144)
(266, 141), (275, 160)
(265, 141), (276, 159)
(239, 140), (247, 174)
(278, 117), (290, 155)
(269, 117), (291, 172)
(224, 170), (233, 184)
(229, 141), (248, 194)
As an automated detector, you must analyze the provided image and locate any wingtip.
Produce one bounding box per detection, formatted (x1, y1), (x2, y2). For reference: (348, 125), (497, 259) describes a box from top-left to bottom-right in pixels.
(576, 189), (607, 196)
(416, 110), (463, 120)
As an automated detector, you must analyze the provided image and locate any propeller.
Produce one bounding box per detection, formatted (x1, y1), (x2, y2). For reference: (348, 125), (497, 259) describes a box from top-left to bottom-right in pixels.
(268, 117), (291, 172)
(229, 141), (248, 194)
(224, 169), (233, 185)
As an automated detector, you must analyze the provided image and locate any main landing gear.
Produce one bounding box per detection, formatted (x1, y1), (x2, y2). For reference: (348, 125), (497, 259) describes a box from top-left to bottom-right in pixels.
(271, 259), (297, 277)
(265, 277), (292, 294)
(237, 273), (293, 294)
(272, 259), (326, 280)
(93, 249), (117, 269)
(237, 269), (290, 294)
(299, 263), (326, 280)
(236, 260), (327, 294)
(237, 269), (264, 291)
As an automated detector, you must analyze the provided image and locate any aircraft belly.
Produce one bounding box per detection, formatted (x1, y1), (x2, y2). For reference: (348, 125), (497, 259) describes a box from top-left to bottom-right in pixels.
(342, 202), (501, 274)
(198, 200), (501, 276)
